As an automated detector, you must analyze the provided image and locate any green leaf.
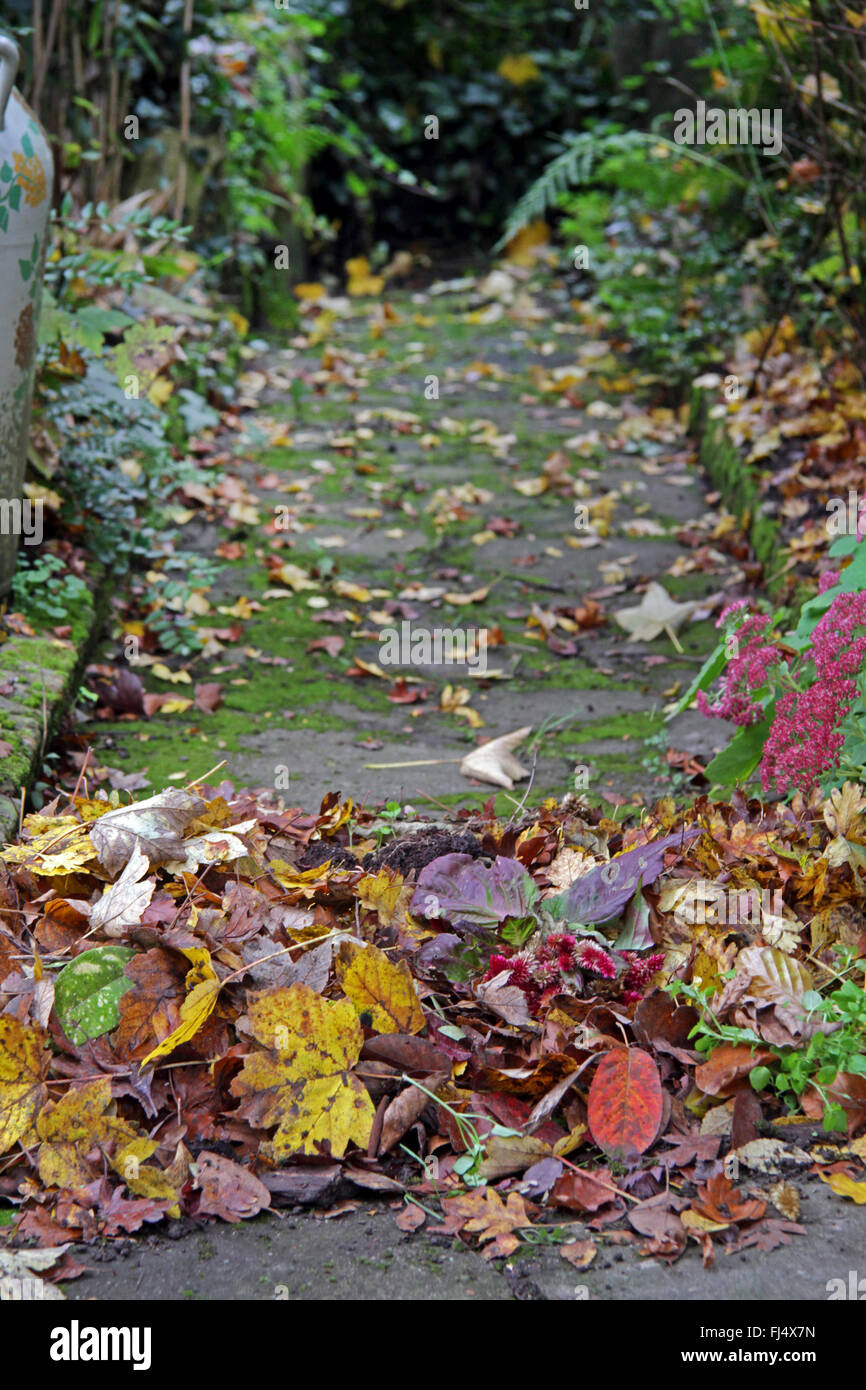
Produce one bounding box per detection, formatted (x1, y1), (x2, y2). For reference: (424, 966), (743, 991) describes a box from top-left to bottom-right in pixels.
(705, 712), (774, 787)
(501, 916), (537, 947)
(750, 1065), (772, 1090)
(614, 887), (653, 950)
(437, 1024), (467, 1042)
(823, 1103), (849, 1134)
(176, 389), (221, 434)
(53, 945), (135, 1046)
(828, 533), (860, 558)
(666, 638), (726, 719)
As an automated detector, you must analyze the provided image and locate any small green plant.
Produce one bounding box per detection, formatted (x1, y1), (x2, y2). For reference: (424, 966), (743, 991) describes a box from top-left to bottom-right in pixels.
(11, 552), (90, 629)
(372, 801), (403, 847)
(401, 1074), (521, 1188)
(349, 801), (404, 851)
(667, 949), (866, 1133)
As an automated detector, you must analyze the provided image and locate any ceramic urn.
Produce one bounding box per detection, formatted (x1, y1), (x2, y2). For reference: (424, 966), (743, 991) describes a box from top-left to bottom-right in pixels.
(0, 35), (52, 596)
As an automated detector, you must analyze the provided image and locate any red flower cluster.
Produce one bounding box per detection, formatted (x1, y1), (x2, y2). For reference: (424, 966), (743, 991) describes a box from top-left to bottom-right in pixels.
(620, 950), (666, 1003)
(483, 933), (658, 1016)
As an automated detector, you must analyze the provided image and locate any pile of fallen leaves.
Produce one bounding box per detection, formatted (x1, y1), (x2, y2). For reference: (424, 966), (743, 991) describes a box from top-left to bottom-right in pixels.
(699, 316), (866, 591)
(2, 777), (866, 1292)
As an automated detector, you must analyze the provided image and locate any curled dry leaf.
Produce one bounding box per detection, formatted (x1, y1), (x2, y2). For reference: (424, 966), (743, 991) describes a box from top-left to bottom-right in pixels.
(560, 1239), (597, 1269)
(822, 781), (866, 837)
(140, 947), (220, 1067)
(475, 970), (535, 1027)
(459, 726), (531, 789)
(477, 1133), (554, 1179)
(88, 844), (155, 938)
(395, 1203), (426, 1232)
(695, 1042), (775, 1097)
(378, 1071), (448, 1154)
(551, 1166), (620, 1213)
(89, 789), (206, 876)
(714, 946), (836, 1045)
(192, 1152), (271, 1222)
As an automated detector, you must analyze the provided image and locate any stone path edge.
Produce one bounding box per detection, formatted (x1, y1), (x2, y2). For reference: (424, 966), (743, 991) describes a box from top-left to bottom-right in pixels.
(0, 565), (111, 840)
(689, 382), (781, 584)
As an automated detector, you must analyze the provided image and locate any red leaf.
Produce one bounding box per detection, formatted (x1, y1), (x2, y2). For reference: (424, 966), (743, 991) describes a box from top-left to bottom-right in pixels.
(587, 1047), (663, 1158)
(306, 636), (344, 657)
(194, 682), (223, 713)
(551, 1166), (619, 1213)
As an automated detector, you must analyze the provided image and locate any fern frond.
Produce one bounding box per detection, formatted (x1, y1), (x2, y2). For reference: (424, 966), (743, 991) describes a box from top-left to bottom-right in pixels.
(495, 129), (749, 252)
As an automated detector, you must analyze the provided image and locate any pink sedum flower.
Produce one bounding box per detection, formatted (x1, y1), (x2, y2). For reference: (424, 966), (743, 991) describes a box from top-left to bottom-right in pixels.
(697, 611), (782, 726)
(759, 591), (866, 795)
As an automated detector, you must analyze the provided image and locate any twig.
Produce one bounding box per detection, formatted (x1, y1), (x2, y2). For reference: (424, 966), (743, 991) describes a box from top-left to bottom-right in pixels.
(68, 746), (94, 803)
(185, 759), (227, 789)
(365, 757), (462, 769)
(506, 747), (538, 827)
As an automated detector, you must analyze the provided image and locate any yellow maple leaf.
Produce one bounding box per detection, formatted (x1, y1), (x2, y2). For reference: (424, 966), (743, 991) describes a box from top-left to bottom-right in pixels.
(336, 940), (425, 1035)
(140, 948), (219, 1067)
(112, 1136), (183, 1211)
(357, 869), (407, 928)
(270, 561), (318, 592)
(230, 984), (374, 1158)
(333, 578), (372, 602)
(226, 309), (249, 335)
(0, 1017), (50, 1154)
(345, 257), (384, 297)
(497, 53), (540, 86)
(36, 1077), (143, 1188)
(513, 476), (548, 496)
(0, 820), (97, 877)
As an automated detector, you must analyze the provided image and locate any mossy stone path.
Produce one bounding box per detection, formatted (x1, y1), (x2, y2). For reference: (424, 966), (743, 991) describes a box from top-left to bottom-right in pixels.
(87, 267), (734, 812)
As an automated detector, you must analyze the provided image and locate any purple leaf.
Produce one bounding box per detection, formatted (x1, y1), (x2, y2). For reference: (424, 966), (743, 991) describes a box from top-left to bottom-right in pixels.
(555, 828), (701, 925)
(410, 853), (537, 928)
